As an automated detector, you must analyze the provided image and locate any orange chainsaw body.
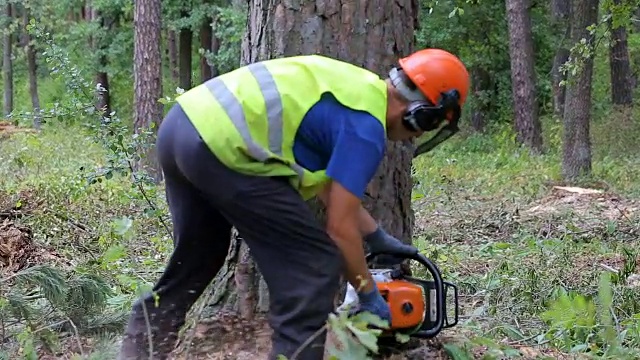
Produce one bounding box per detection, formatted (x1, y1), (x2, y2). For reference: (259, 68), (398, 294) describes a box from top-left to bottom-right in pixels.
(377, 279), (426, 330)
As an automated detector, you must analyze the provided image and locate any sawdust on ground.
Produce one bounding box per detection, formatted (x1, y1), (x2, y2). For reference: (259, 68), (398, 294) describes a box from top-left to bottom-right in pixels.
(524, 185), (638, 222)
(416, 185), (638, 249)
(0, 120), (37, 140)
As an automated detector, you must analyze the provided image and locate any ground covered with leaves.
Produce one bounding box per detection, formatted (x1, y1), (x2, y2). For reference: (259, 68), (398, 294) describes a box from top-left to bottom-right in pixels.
(1, 109), (640, 360)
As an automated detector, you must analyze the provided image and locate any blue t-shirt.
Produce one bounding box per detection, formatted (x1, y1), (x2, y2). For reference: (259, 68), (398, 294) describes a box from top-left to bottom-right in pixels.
(292, 93), (386, 199)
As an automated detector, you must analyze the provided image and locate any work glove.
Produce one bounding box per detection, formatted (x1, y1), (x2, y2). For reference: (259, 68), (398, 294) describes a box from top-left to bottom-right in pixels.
(363, 227), (418, 256)
(356, 285), (392, 328)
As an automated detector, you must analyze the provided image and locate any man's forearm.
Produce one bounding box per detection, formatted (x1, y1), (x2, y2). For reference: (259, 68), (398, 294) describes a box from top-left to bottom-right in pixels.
(357, 205), (379, 236)
(319, 185), (379, 236)
(327, 224), (375, 293)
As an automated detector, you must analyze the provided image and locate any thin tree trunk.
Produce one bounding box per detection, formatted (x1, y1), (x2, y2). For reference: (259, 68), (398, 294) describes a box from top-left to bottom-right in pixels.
(3, 3), (13, 117)
(470, 66), (490, 132)
(178, 10), (192, 90)
(168, 29), (179, 83)
(608, 0), (633, 106)
(199, 15), (213, 82)
(210, 19), (220, 78)
(506, 0), (543, 153)
(22, 6), (40, 129)
(90, 8), (112, 118)
(551, 0), (571, 118)
(562, 0), (599, 180)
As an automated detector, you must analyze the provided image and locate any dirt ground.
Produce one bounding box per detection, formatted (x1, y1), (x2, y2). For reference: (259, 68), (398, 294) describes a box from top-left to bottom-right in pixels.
(4, 184), (636, 359)
(170, 312), (450, 360)
(0, 190), (65, 275)
(0, 120), (37, 140)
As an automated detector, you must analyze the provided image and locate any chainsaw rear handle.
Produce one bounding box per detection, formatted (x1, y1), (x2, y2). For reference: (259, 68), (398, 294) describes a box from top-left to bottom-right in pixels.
(365, 250), (446, 338)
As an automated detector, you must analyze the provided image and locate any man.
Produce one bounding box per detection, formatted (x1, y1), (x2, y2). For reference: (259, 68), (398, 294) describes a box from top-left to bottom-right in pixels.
(118, 48), (470, 360)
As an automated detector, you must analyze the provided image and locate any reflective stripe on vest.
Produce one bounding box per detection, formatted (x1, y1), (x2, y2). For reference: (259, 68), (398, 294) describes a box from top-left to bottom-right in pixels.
(203, 62), (307, 187)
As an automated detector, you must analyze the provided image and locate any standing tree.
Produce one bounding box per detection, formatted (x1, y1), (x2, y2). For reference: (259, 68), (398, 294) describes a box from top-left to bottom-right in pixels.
(3, 2), (13, 116)
(506, 0), (543, 153)
(21, 2), (41, 129)
(562, 0), (599, 180)
(133, 0), (163, 181)
(178, 1), (192, 90)
(207, 0), (418, 321)
(551, 0), (571, 118)
(607, 0), (633, 106)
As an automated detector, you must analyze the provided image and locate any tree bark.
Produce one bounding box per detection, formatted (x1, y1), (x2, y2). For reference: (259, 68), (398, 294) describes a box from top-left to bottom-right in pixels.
(551, 0), (571, 118)
(207, 0), (418, 319)
(93, 9), (112, 118)
(199, 15), (213, 82)
(167, 29), (179, 83)
(178, 10), (192, 90)
(562, 0), (599, 180)
(506, 0), (543, 153)
(210, 18), (220, 78)
(470, 66), (490, 133)
(133, 0), (163, 182)
(22, 6), (40, 129)
(608, 0), (633, 106)
(3, 2), (13, 117)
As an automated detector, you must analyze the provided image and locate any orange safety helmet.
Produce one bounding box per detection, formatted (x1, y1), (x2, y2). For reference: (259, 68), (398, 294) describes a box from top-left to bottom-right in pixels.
(394, 49), (471, 158)
(398, 48), (470, 108)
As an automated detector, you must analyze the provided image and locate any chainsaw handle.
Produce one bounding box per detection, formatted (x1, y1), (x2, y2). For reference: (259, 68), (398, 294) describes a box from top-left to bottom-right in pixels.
(365, 251), (446, 338)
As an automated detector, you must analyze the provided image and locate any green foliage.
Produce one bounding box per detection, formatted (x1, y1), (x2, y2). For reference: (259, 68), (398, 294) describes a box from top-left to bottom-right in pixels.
(0, 0), (640, 358)
(275, 310), (398, 360)
(417, 0), (555, 125)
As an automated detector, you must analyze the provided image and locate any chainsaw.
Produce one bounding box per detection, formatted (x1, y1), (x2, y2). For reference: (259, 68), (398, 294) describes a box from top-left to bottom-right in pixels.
(337, 250), (459, 339)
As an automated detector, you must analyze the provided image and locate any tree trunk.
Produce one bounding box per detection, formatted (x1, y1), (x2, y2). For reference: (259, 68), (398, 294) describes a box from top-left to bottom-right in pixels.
(167, 29), (179, 83)
(562, 0), (599, 180)
(470, 66), (490, 132)
(22, 6), (40, 129)
(3, 2), (13, 117)
(551, 0), (571, 118)
(207, 0), (417, 321)
(133, 0), (163, 182)
(178, 10), (192, 90)
(608, 0), (633, 106)
(506, 0), (543, 153)
(93, 9), (112, 118)
(210, 19), (220, 78)
(95, 64), (111, 117)
(199, 15), (213, 82)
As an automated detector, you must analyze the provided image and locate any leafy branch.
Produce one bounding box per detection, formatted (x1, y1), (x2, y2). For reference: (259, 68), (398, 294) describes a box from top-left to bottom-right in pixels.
(20, 19), (173, 240)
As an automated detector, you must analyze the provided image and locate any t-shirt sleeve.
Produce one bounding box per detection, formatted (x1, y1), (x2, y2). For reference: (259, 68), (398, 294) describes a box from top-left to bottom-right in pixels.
(325, 108), (386, 199)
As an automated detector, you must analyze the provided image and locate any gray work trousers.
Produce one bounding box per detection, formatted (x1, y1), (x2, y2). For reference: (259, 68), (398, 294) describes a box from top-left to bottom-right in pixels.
(121, 103), (344, 360)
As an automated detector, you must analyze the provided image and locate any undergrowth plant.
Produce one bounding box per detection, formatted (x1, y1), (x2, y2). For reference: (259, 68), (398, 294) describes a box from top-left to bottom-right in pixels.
(0, 20), (173, 357)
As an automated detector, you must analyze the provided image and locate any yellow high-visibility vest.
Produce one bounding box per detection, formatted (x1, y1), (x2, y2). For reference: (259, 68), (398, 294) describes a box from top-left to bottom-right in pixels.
(176, 55), (388, 200)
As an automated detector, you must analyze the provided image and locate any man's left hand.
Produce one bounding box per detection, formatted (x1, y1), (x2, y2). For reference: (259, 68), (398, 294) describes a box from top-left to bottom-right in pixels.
(363, 227), (418, 256)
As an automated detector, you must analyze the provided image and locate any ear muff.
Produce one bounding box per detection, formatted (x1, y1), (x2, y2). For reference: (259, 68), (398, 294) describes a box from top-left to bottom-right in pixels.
(412, 91), (463, 157)
(402, 89), (462, 133)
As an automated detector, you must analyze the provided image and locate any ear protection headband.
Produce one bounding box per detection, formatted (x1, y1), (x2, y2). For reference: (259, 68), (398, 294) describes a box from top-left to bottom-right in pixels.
(389, 66), (462, 158)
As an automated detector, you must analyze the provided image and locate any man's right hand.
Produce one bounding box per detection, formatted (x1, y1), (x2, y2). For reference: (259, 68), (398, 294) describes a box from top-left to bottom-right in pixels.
(357, 286), (392, 327)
